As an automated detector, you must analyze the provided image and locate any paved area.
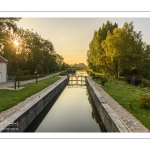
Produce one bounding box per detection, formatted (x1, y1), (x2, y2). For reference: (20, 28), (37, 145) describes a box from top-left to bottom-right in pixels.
(0, 72), (61, 89)
(89, 77), (149, 132)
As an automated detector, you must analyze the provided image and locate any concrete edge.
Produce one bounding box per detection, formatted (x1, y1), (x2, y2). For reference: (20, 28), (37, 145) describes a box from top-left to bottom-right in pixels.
(86, 77), (130, 132)
(0, 76), (68, 132)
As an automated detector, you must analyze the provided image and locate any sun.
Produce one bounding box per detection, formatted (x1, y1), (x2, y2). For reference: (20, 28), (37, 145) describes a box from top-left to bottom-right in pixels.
(14, 40), (19, 46)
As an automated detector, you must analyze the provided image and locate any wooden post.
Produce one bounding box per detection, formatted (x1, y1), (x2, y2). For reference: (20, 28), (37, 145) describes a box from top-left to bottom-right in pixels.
(14, 82), (16, 89)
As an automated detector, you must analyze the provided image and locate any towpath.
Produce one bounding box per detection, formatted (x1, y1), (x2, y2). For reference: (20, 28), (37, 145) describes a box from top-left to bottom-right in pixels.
(0, 72), (61, 89)
(88, 77), (149, 132)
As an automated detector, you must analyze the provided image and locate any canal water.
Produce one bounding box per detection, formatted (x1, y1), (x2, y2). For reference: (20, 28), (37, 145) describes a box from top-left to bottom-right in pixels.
(25, 71), (107, 132)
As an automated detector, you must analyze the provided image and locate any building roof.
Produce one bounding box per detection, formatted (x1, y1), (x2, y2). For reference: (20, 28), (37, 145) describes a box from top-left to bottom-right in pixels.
(0, 55), (8, 63)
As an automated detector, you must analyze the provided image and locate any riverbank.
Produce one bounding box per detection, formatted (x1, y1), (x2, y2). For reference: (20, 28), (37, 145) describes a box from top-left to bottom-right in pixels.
(0, 75), (64, 123)
(0, 76), (68, 131)
(89, 77), (149, 132)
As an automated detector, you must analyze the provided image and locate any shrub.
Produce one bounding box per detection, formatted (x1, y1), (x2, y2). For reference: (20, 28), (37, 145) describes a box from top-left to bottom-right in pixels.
(16, 74), (45, 81)
(23, 70), (30, 76)
(59, 71), (68, 76)
(131, 76), (142, 86)
(139, 95), (150, 109)
(100, 77), (108, 86)
(125, 76), (132, 84)
(141, 80), (150, 88)
(16, 69), (24, 76)
(125, 76), (142, 86)
(92, 75), (102, 80)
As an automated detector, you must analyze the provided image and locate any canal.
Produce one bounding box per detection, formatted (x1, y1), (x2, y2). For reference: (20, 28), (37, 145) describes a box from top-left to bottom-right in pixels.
(24, 71), (107, 132)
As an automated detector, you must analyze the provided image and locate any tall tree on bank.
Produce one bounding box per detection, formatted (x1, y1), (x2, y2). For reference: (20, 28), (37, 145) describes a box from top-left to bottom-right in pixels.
(0, 18), (69, 75)
(87, 21), (118, 74)
(0, 18), (21, 53)
(102, 22), (149, 79)
(87, 21), (150, 80)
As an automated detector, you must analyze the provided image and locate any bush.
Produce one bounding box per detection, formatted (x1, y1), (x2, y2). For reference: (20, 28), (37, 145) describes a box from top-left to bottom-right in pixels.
(59, 71), (68, 76)
(16, 74), (45, 81)
(23, 70), (30, 76)
(139, 95), (150, 109)
(131, 76), (142, 86)
(125, 76), (142, 86)
(125, 76), (132, 84)
(100, 77), (108, 86)
(92, 75), (102, 80)
(141, 80), (150, 88)
(16, 69), (24, 76)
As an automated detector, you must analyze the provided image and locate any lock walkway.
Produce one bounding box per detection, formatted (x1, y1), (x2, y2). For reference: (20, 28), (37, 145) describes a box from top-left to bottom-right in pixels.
(0, 72), (61, 89)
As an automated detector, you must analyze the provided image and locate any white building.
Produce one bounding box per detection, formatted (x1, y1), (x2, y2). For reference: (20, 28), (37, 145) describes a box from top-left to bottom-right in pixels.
(0, 56), (8, 83)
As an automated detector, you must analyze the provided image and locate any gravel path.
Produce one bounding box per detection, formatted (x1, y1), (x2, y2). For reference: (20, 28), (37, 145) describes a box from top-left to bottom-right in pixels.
(0, 72), (61, 89)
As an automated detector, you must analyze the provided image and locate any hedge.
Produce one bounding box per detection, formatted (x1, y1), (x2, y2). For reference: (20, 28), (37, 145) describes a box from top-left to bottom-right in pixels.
(16, 74), (45, 81)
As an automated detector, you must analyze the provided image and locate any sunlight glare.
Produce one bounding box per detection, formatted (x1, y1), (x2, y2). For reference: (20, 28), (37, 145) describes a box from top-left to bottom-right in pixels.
(14, 40), (19, 46)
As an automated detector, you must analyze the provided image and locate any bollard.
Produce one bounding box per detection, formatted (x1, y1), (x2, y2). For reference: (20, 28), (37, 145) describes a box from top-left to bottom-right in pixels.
(14, 82), (16, 89)
(18, 81), (20, 89)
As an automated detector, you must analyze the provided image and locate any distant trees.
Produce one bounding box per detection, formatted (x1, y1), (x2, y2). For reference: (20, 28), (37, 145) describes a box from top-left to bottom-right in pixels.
(87, 21), (150, 80)
(71, 63), (87, 70)
(0, 18), (70, 76)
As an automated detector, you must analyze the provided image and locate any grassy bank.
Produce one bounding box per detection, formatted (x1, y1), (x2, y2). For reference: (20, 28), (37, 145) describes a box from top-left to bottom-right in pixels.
(0, 76), (60, 112)
(95, 78), (150, 130)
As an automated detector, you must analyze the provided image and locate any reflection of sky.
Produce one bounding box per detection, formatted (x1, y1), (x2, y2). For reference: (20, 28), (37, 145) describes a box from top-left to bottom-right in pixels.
(36, 86), (101, 132)
(17, 18), (150, 64)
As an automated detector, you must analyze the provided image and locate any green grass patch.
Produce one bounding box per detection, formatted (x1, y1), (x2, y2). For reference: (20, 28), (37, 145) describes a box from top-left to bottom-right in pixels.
(96, 78), (150, 130)
(0, 76), (60, 112)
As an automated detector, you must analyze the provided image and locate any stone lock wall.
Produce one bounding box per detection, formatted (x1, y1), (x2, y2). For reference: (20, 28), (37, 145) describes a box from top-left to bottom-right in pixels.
(0, 77), (68, 132)
(86, 77), (130, 132)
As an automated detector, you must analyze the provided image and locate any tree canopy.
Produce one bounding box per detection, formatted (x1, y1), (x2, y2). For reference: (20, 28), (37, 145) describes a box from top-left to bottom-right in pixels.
(0, 18), (70, 76)
(87, 21), (150, 80)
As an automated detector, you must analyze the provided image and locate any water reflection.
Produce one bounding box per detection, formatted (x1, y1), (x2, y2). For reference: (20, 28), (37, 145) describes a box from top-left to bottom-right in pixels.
(87, 92), (107, 132)
(24, 71), (107, 132)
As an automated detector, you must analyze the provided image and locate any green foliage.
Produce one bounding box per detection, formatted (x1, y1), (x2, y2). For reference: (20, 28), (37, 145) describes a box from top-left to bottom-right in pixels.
(16, 74), (45, 81)
(59, 71), (68, 76)
(89, 69), (108, 85)
(100, 77), (108, 86)
(139, 95), (150, 109)
(71, 63), (87, 70)
(125, 76), (142, 86)
(0, 18), (70, 76)
(0, 76), (60, 112)
(23, 70), (30, 76)
(98, 78), (150, 130)
(87, 21), (118, 74)
(87, 21), (150, 81)
(16, 68), (24, 76)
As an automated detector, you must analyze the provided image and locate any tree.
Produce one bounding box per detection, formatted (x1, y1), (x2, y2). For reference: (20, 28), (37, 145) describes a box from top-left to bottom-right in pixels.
(102, 22), (146, 79)
(0, 19), (67, 76)
(87, 21), (118, 74)
(0, 18), (21, 52)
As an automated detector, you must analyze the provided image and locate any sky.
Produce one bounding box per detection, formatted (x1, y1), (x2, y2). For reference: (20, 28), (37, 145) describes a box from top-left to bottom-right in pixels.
(16, 18), (150, 65)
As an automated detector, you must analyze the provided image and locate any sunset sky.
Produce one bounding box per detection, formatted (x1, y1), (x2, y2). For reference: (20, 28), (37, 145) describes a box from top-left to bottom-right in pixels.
(17, 18), (150, 65)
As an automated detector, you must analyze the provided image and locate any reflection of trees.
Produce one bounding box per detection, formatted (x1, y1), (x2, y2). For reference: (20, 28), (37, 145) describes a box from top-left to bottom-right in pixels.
(86, 89), (107, 132)
(87, 92), (99, 123)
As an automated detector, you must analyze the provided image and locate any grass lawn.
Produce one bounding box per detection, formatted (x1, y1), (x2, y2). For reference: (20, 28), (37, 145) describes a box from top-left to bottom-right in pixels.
(0, 76), (60, 113)
(96, 78), (150, 131)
